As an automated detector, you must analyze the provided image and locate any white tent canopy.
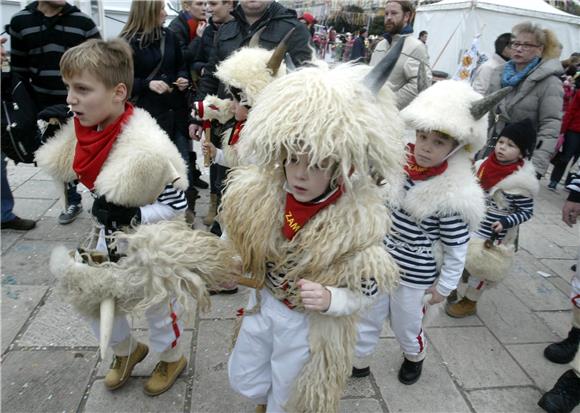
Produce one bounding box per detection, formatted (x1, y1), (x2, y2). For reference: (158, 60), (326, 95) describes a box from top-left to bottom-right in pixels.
(415, 0), (580, 76)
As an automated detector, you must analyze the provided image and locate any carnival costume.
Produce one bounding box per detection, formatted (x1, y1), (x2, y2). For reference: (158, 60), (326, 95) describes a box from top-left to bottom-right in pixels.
(356, 80), (513, 379)
(35, 106), (234, 357)
(221, 40), (408, 412)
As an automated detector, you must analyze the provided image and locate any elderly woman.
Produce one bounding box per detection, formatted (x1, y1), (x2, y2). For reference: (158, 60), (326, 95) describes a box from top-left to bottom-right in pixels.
(483, 21), (563, 178)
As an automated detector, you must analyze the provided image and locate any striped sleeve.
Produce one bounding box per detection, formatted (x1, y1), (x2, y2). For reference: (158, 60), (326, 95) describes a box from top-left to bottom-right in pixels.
(361, 278), (379, 297)
(156, 184), (187, 211)
(439, 215), (470, 246)
(139, 184), (187, 224)
(567, 174), (580, 202)
(499, 194), (534, 229)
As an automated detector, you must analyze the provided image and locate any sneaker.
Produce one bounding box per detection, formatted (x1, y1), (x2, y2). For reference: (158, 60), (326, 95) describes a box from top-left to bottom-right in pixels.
(1, 216), (36, 230)
(104, 342), (149, 390)
(58, 203), (82, 225)
(547, 181), (558, 191)
(144, 356), (187, 396)
(398, 358), (423, 385)
(538, 369), (580, 413)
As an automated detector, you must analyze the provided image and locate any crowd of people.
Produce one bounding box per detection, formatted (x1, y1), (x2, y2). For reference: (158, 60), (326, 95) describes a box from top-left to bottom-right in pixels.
(1, 1), (579, 413)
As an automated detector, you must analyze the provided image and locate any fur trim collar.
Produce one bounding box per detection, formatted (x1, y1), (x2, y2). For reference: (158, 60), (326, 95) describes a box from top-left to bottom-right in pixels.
(36, 108), (188, 207)
(475, 159), (538, 197)
(398, 153), (485, 231)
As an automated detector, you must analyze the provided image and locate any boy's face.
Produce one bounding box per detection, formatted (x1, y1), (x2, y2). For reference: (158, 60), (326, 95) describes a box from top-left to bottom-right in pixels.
(232, 99), (249, 122)
(65, 72), (126, 129)
(495, 136), (523, 163)
(284, 153), (333, 202)
(414, 130), (457, 168)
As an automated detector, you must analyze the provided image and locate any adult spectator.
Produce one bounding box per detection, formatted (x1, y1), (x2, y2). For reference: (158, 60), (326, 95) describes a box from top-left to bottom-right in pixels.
(549, 75), (580, 191)
(369, 0), (431, 109)
(168, 0), (210, 205)
(9, 0), (100, 225)
(168, 1), (207, 76)
(484, 21), (563, 178)
(350, 28), (368, 62)
(1, 37), (35, 231)
(120, 0), (191, 210)
(418, 30), (427, 44)
(471, 33), (512, 95)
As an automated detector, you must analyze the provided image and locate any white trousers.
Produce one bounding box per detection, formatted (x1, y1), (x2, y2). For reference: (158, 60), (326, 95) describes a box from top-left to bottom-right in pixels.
(356, 285), (428, 362)
(88, 299), (184, 356)
(228, 289), (310, 413)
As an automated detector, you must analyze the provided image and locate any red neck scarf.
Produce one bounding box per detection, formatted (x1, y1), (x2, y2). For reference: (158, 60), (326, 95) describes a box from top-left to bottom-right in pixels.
(72, 103), (134, 191)
(404, 143), (448, 181)
(282, 186), (344, 240)
(477, 151), (524, 191)
(228, 121), (245, 145)
(187, 18), (199, 42)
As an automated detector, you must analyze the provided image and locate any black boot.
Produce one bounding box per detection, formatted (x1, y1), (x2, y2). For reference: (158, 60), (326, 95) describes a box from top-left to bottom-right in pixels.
(189, 152), (209, 189)
(398, 358), (423, 385)
(544, 327), (580, 364)
(351, 366), (371, 378)
(184, 188), (199, 225)
(538, 369), (580, 413)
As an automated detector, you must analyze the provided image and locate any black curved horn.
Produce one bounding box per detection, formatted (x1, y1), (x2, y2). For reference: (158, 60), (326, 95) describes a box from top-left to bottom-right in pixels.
(470, 86), (513, 120)
(363, 37), (406, 95)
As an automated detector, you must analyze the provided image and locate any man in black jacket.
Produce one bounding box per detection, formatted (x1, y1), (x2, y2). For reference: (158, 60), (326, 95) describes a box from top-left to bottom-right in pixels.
(9, 0), (100, 225)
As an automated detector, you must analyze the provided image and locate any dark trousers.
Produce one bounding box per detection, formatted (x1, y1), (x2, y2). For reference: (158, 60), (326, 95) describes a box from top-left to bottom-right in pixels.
(550, 131), (580, 184)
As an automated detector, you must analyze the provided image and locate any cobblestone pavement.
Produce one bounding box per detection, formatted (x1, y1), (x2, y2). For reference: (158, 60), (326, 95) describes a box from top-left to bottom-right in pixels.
(1, 158), (579, 413)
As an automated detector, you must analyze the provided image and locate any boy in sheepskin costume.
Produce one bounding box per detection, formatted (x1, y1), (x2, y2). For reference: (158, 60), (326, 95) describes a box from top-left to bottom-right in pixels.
(34, 39), (227, 397)
(354, 80), (513, 385)
(222, 41), (407, 412)
(446, 118), (539, 318)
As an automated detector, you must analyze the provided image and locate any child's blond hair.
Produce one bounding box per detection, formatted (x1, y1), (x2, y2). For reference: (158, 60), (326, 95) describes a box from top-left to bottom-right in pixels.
(60, 38), (134, 97)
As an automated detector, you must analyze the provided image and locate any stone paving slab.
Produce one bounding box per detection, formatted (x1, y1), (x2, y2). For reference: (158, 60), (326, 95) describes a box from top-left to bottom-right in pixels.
(17, 289), (96, 348)
(475, 287), (558, 344)
(465, 387), (545, 413)
(369, 337), (470, 413)
(85, 378), (187, 413)
(42, 188), (94, 220)
(1, 350), (98, 413)
(6, 163), (41, 189)
(199, 287), (251, 320)
(505, 343), (573, 392)
(535, 310), (573, 339)
(12, 198), (57, 222)
(1, 231), (24, 253)
(428, 327), (531, 390)
(425, 303), (484, 328)
(1, 239), (78, 286)
(339, 398), (382, 413)
(21, 217), (93, 242)
(343, 376), (376, 398)
(519, 224), (574, 259)
(190, 319), (255, 413)
(1, 285), (48, 354)
(541, 258), (577, 283)
(12, 179), (64, 200)
(503, 270), (570, 312)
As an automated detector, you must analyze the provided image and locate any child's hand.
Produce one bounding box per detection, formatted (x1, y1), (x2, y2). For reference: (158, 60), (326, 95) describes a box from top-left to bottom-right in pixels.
(297, 279), (331, 312)
(202, 138), (216, 160)
(491, 221), (503, 233)
(174, 77), (189, 92)
(425, 285), (445, 305)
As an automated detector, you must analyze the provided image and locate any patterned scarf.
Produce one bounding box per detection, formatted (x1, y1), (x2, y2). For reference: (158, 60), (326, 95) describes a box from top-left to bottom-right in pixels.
(501, 57), (540, 87)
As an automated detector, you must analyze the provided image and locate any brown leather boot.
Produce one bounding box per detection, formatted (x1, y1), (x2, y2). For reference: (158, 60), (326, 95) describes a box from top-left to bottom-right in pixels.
(446, 297), (477, 318)
(256, 405), (267, 413)
(203, 193), (217, 226)
(104, 342), (149, 390)
(143, 356), (187, 396)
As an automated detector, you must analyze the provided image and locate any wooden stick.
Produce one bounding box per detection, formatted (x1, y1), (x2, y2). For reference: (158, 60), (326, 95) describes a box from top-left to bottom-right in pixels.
(233, 276), (262, 290)
(203, 120), (211, 167)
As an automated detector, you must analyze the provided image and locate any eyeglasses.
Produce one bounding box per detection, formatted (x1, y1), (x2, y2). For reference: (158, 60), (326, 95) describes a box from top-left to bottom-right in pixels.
(510, 41), (541, 50)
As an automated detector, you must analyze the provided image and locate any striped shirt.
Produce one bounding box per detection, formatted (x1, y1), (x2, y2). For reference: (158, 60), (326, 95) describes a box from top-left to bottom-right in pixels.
(567, 174), (580, 195)
(157, 184), (187, 211)
(9, 2), (100, 110)
(385, 177), (470, 287)
(475, 191), (534, 241)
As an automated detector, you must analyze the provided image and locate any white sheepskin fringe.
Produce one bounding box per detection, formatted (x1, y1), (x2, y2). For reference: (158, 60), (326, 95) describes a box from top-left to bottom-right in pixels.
(285, 314), (357, 413)
(465, 237), (515, 283)
(50, 220), (239, 319)
(400, 80), (488, 154)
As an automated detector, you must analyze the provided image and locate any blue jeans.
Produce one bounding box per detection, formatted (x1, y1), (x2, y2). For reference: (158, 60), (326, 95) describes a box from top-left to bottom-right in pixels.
(1, 154), (16, 223)
(66, 181), (81, 206)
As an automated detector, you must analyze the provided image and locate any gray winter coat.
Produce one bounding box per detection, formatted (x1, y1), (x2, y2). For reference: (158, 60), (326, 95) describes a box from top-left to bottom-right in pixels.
(487, 58), (563, 176)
